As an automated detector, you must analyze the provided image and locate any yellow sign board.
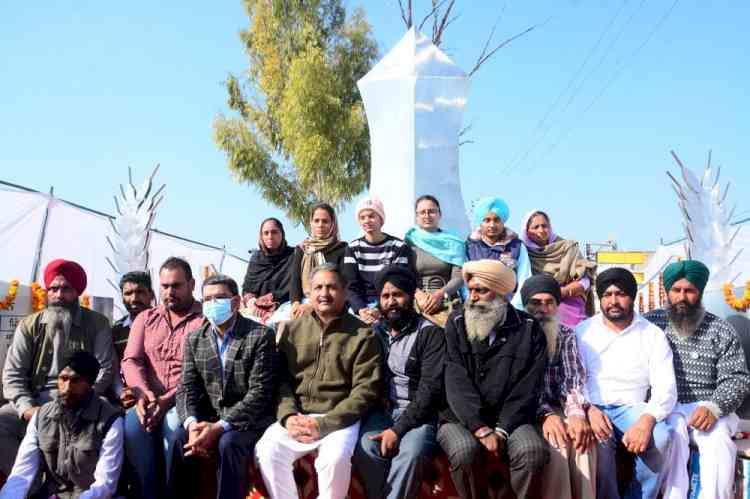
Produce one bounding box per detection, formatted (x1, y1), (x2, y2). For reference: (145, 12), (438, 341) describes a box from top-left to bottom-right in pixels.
(597, 251), (649, 265)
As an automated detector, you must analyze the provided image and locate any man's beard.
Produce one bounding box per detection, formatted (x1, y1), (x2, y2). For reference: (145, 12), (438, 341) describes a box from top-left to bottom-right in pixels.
(602, 302), (634, 325)
(43, 304), (73, 340)
(464, 299), (507, 342)
(535, 313), (559, 360)
(666, 299), (705, 337)
(381, 301), (415, 331)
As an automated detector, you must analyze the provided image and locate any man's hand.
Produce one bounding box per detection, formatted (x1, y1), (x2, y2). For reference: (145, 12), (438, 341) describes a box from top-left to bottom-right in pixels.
(285, 414), (321, 443)
(542, 414), (569, 449)
(144, 395), (171, 433)
(134, 391), (155, 427)
(120, 387), (137, 410)
(474, 426), (503, 455)
(688, 406), (718, 432)
(622, 414), (656, 454)
(587, 405), (613, 442)
(187, 422), (224, 457)
(358, 308), (380, 325)
(566, 415), (594, 453)
(369, 428), (400, 458)
(184, 421), (211, 458)
(22, 407), (39, 422)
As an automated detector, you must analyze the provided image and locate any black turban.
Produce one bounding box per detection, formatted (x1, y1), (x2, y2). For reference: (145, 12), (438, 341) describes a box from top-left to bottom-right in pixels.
(520, 274), (562, 306)
(63, 351), (100, 386)
(596, 267), (638, 300)
(375, 265), (417, 297)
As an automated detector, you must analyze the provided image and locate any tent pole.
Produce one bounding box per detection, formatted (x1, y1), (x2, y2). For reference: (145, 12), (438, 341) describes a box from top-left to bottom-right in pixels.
(30, 187), (54, 284)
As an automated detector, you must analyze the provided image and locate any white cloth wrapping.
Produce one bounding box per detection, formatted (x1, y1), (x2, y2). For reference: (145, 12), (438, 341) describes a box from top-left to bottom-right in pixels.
(255, 418), (360, 499)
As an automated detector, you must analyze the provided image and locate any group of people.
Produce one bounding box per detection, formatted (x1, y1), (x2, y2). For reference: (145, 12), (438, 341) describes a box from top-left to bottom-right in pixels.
(0, 193), (748, 499)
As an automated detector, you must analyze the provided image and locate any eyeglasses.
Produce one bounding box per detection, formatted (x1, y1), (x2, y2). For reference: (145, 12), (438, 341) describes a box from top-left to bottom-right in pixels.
(416, 209), (439, 217)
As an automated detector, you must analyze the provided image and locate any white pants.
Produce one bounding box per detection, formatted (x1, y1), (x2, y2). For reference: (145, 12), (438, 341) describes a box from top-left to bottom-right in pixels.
(662, 402), (739, 499)
(255, 419), (360, 499)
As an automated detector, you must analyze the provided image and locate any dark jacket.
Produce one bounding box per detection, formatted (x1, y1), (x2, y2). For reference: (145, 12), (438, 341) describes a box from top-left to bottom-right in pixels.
(440, 306), (546, 435)
(465, 236), (523, 271)
(242, 245), (295, 303)
(374, 316), (446, 437)
(111, 315), (130, 361)
(36, 393), (122, 498)
(176, 315), (277, 432)
(288, 244), (348, 303)
(277, 311), (381, 437)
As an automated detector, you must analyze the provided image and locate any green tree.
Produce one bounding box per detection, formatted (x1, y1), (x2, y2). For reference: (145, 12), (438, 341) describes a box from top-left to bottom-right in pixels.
(214, 0), (378, 226)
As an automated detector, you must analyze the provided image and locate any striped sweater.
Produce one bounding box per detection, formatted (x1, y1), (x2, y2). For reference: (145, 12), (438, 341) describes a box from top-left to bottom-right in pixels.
(645, 309), (750, 416)
(342, 234), (413, 311)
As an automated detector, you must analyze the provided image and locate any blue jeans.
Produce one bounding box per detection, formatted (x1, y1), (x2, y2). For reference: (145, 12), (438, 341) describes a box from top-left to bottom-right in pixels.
(124, 406), (181, 499)
(596, 404), (675, 499)
(353, 408), (437, 499)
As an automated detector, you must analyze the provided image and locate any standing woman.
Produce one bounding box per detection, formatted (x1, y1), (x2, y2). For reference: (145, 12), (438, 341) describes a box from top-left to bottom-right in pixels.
(290, 203), (347, 319)
(404, 195), (465, 326)
(522, 209), (596, 327)
(241, 217), (295, 323)
(465, 196), (531, 307)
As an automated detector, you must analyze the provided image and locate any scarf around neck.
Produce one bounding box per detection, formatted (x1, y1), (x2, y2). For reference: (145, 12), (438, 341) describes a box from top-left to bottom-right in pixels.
(405, 226), (466, 267)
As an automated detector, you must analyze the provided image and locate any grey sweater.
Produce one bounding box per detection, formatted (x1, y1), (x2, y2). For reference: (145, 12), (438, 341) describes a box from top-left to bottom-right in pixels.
(409, 244), (463, 297)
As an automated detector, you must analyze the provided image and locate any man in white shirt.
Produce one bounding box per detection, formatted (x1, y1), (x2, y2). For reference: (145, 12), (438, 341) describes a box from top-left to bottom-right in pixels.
(0, 351), (124, 499)
(576, 268), (677, 499)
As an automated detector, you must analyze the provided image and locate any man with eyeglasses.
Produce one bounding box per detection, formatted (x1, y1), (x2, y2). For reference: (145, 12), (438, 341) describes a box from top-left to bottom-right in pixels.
(0, 259), (115, 481)
(168, 274), (277, 499)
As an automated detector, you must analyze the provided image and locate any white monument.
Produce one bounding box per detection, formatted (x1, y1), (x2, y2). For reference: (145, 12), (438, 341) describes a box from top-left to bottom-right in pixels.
(358, 27), (471, 237)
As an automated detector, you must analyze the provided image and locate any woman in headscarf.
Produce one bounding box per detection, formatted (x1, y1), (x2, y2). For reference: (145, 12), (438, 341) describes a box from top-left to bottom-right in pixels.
(290, 202), (347, 319)
(522, 209), (596, 327)
(404, 195), (465, 326)
(241, 218), (295, 323)
(466, 196), (531, 308)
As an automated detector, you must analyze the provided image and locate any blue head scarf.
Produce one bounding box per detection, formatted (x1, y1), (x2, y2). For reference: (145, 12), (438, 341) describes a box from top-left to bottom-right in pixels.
(405, 227), (466, 267)
(472, 197), (510, 228)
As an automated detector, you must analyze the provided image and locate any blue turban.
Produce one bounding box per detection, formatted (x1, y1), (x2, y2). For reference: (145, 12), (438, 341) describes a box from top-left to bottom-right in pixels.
(472, 197), (510, 228)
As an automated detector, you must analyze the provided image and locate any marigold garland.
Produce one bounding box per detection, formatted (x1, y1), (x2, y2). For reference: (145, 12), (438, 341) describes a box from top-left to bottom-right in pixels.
(31, 282), (47, 312)
(723, 281), (750, 312)
(0, 279), (20, 310)
(80, 294), (91, 309)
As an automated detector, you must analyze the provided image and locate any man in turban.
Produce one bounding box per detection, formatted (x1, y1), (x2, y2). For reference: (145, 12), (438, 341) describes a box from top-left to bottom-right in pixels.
(465, 197), (531, 308)
(0, 259), (114, 480)
(576, 267), (677, 499)
(0, 351), (124, 499)
(645, 260), (750, 499)
(520, 275), (595, 499)
(437, 259), (548, 499)
(353, 265), (445, 499)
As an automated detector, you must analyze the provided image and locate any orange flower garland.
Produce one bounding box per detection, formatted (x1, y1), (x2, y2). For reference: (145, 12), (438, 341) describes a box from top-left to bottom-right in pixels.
(723, 281), (750, 312)
(31, 282), (47, 312)
(80, 294), (91, 309)
(0, 279), (20, 310)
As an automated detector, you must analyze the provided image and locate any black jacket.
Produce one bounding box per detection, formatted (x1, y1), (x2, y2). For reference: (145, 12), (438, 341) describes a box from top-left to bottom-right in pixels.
(440, 306), (546, 435)
(375, 316), (446, 437)
(288, 244), (348, 303)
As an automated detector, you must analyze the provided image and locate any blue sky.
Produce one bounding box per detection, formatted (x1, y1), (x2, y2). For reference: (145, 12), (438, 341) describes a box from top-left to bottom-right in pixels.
(1, 1), (747, 259)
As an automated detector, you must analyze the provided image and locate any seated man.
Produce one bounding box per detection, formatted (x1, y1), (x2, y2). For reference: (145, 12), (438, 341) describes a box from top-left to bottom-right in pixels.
(255, 263), (381, 499)
(577, 267), (677, 499)
(520, 274), (595, 499)
(121, 257), (204, 499)
(438, 259), (548, 499)
(168, 274), (277, 499)
(0, 351), (124, 499)
(645, 260), (750, 499)
(353, 266), (445, 499)
(0, 259), (114, 480)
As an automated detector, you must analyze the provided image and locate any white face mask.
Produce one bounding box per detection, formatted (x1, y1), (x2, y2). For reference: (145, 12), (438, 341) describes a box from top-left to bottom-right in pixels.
(203, 298), (233, 327)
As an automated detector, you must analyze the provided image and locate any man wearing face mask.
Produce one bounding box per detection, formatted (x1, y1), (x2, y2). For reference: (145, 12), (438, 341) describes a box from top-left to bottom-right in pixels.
(353, 266), (445, 499)
(0, 259), (115, 481)
(645, 260), (750, 499)
(167, 274), (277, 499)
(0, 351), (124, 499)
(121, 257), (204, 499)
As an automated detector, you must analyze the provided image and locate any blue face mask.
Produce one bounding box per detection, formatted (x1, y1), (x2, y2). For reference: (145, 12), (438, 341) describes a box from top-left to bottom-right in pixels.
(203, 298), (234, 327)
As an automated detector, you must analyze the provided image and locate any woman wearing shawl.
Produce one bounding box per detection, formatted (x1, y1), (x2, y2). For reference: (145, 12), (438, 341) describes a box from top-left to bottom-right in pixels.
(404, 195), (465, 326)
(522, 209), (596, 327)
(465, 196), (532, 308)
(241, 217), (295, 323)
(289, 202), (347, 319)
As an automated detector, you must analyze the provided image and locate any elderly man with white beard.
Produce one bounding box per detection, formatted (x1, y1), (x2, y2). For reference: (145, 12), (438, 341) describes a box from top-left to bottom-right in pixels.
(0, 259), (115, 481)
(438, 259), (548, 499)
(520, 274), (596, 499)
(645, 260), (750, 499)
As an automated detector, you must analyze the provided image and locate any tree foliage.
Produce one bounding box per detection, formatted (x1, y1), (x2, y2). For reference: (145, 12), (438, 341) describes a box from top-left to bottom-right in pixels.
(214, 0), (378, 226)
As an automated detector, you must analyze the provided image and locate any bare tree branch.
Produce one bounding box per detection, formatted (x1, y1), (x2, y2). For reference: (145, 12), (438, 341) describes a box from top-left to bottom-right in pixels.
(418, 0), (452, 31)
(468, 18), (549, 76)
(433, 0), (457, 46)
(397, 0), (413, 28)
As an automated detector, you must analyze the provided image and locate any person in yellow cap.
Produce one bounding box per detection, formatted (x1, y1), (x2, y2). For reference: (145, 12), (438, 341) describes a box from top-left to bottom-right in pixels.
(645, 260), (750, 499)
(437, 259), (548, 499)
